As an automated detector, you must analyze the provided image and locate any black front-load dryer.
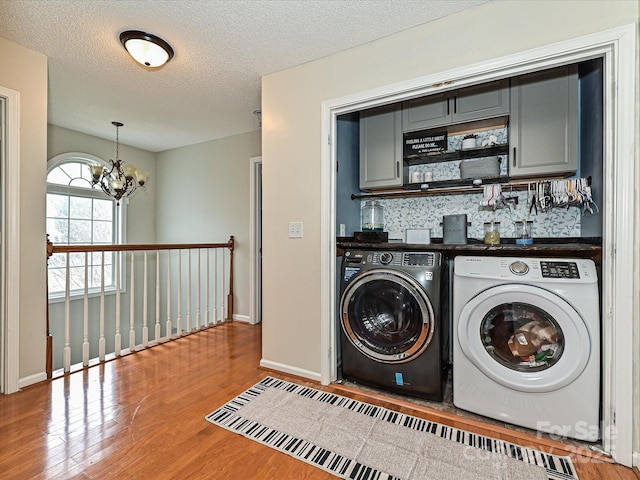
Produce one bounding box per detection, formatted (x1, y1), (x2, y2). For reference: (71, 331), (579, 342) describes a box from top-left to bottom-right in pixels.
(339, 249), (448, 401)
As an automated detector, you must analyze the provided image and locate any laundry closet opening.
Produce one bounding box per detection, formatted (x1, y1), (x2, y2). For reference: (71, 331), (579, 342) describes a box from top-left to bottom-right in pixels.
(332, 52), (606, 454)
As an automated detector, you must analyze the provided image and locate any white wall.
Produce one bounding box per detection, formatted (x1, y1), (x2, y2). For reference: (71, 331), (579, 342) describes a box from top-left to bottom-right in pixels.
(0, 37), (48, 383)
(155, 130), (261, 319)
(260, 0), (638, 428)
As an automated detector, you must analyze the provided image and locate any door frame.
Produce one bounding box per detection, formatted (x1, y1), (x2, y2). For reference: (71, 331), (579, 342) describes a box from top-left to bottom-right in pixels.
(320, 24), (636, 465)
(0, 86), (21, 394)
(249, 156), (262, 325)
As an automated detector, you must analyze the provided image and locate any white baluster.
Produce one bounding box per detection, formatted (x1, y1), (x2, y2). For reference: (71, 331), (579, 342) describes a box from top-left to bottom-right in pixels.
(205, 248), (210, 326)
(196, 248), (202, 329)
(213, 248), (220, 325)
(115, 251), (121, 356)
(187, 249), (192, 332)
(82, 252), (89, 366)
(99, 251), (106, 361)
(177, 249), (182, 335)
(155, 251), (161, 341)
(129, 252), (136, 351)
(222, 247), (227, 322)
(166, 250), (172, 338)
(63, 252), (71, 372)
(143, 251), (148, 347)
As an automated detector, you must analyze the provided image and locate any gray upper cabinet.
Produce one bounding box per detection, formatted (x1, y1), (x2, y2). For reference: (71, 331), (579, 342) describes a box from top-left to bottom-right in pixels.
(402, 79), (510, 131)
(510, 65), (578, 178)
(401, 92), (450, 132)
(453, 80), (510, 123)
(359, 104), (403, 190)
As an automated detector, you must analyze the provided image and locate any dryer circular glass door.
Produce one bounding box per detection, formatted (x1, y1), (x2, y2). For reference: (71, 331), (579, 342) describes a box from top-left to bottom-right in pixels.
(457, 284), (590, 393)
(340, 269), (434, 363)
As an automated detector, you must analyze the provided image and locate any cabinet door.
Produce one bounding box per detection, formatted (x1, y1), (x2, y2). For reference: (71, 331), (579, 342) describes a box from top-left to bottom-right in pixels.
(401, 93), (450, 131)
(510, 66), (578, 177)
(452, 79), (510, 123)
(359, 104), (403, 190)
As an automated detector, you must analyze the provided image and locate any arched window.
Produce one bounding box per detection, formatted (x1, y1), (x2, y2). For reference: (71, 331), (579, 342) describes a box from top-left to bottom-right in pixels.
(47, 153), (124, 297)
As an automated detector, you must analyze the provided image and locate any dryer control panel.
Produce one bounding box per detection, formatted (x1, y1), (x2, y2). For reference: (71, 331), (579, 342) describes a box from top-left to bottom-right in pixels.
(403, 252), (436, 267)
(346, 251), (438, 267)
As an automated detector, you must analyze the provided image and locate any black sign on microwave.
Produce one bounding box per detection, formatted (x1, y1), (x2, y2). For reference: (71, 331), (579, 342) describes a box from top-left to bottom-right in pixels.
(403, 130), (448, 157)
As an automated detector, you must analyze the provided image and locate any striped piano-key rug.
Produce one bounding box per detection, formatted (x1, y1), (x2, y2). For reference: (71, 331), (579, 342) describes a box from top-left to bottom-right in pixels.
(206, 377), (578, 480)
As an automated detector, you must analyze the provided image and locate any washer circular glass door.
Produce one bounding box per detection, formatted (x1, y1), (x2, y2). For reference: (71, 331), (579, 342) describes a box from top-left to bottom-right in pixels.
(457, 284), (590, 393)
(340, 269), (434, 363)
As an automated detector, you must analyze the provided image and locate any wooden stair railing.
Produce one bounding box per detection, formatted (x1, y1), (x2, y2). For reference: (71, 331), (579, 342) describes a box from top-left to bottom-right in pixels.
(45, 236), (235, 379)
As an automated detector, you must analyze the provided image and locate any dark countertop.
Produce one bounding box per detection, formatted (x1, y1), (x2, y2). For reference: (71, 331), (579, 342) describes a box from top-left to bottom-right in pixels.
(337, 237), (603, 264)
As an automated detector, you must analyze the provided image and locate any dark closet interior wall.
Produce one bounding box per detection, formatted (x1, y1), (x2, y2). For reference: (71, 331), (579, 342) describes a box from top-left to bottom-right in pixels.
(336, 113), (361, 236)
(579, 58), (604, 238)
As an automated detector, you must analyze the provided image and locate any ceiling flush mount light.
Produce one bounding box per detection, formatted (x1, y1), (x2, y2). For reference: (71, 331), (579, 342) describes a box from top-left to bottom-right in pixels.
(89, 122), (148, 204)
(119, 30), (174, 68)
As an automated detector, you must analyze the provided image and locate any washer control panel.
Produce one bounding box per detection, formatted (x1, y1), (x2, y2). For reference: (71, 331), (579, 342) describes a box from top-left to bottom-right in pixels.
(540, 261), (580, 279)
(508, 260), (529, 276)
(456, 256), (596, 283)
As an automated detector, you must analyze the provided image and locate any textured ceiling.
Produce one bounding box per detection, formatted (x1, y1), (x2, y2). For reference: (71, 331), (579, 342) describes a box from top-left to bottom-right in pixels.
(0, 0), (490, 152)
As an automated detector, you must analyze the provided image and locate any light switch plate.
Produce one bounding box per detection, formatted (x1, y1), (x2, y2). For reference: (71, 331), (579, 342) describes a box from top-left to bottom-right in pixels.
(288, 221), (303, 238)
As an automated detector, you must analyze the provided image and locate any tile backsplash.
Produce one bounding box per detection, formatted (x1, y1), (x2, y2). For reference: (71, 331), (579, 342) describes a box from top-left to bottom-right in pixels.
(373, 190), (581, 241)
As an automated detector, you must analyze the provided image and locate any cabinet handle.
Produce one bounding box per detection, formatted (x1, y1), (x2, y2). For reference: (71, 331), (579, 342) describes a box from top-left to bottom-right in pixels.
(447, 100), (450, 116)
(396, 161), (400, 178)
(512, 147), (517, 167)
(453, 96), (457, 114)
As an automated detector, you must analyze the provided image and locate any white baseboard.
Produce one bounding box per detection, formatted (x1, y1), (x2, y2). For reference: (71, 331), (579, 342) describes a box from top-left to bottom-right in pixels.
(259, 359), (322, 382)
(232, 314), (251, 323)
(19, 371), (47, 389)
(633, 451), (640, 468)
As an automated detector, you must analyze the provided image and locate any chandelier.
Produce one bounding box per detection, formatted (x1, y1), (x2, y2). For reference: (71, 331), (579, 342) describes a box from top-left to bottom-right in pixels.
(89, 122), (148, 204)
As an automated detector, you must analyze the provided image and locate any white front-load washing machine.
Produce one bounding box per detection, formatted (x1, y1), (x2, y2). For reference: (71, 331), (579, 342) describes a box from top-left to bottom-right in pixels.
(453, 256), (600, 441)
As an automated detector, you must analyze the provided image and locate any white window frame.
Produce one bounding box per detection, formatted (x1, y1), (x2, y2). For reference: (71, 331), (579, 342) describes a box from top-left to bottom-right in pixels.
(47, 152), (127, 302)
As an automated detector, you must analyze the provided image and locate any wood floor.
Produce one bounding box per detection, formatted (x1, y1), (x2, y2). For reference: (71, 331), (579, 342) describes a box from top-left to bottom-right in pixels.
(0, 322), (637, 479)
